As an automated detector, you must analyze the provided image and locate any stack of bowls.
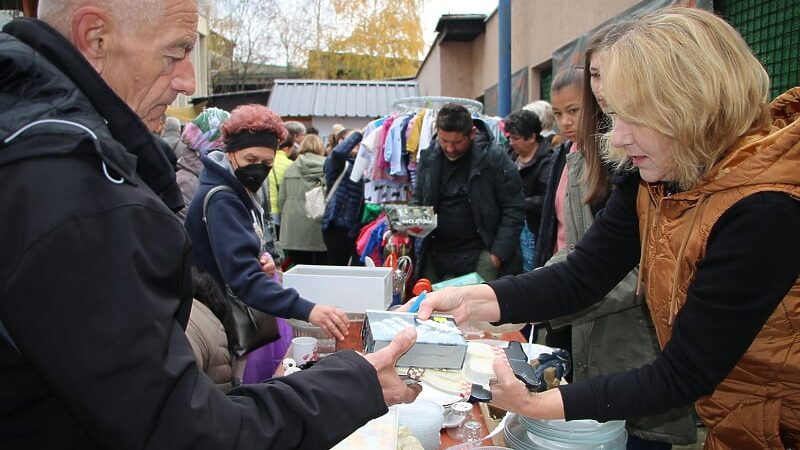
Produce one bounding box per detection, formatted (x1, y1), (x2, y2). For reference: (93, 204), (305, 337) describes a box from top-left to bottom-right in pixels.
(445, 445), (513, 450)
(504, 413), (627, 449)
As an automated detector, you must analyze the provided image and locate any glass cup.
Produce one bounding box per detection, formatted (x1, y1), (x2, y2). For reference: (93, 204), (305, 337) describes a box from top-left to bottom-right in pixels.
(461, 419), (483, 443)
(445, 401), (473, 440)
(447, 404), (483, 444)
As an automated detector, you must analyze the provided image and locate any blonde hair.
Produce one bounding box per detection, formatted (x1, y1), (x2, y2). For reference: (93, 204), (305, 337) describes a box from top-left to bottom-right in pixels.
(297, 134), (324, 156)
(602, 7), (771, 190)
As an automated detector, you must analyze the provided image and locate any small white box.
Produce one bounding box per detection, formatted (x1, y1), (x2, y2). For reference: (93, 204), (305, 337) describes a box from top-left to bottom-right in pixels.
(283, 265), (392, 313)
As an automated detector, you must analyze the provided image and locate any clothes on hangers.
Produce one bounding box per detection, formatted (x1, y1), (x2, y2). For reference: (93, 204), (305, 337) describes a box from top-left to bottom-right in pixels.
(364, 179), (409, 204)
(349, 100), (493, 206)
(356, 215), (388, 265)
(350, 120), (383, 183)
(405, 109), (426, 158)
(385, 114), (412, 176)
(417, 111), (435, 155)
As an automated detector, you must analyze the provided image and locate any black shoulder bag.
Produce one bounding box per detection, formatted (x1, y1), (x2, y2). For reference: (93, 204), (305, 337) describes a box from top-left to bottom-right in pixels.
(202, 185), (280, 358)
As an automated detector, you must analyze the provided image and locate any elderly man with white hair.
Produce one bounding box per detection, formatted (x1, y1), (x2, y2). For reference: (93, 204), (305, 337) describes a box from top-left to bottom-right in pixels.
(0, 1), (420, 449)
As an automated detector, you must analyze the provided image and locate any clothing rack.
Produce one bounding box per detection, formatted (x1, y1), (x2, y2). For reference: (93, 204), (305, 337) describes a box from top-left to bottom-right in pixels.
(391, 96), (484, 115)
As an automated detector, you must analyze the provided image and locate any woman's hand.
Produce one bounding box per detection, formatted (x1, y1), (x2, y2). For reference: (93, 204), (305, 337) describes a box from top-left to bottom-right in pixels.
(308, 305), (350, 341)
(489, 351), (566, 419)
(259, 253), (276, 278)
(488, 350), (535, 414)
(400, 285), (502, 325)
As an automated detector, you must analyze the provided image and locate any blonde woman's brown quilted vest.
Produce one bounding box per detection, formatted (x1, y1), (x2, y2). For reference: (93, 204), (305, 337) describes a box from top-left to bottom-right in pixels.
(635, 88), (800, 449)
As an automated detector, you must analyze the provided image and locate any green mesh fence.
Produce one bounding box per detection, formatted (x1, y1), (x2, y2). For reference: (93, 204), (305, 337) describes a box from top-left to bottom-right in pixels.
(718, 0), (800, 99)
(540, 67), (553, 102)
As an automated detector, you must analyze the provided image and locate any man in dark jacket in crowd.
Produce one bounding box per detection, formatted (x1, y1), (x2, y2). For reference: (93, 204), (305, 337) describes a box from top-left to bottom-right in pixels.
(0, 1), (419, 449)
(413, 104), (524, 282)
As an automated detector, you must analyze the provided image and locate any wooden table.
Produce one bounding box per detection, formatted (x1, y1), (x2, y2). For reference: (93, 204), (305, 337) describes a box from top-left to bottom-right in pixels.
(279, 324), (524, 449)
(438, 331), (525, 449)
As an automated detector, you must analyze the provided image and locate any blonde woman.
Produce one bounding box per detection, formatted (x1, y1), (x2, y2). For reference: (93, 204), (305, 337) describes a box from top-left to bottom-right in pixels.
(279, 134), (328, 265)
(409, 8), (799, 449)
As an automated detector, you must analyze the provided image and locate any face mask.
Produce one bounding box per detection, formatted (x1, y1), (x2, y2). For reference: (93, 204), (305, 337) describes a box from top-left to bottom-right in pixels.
(234, 163), (270, 192)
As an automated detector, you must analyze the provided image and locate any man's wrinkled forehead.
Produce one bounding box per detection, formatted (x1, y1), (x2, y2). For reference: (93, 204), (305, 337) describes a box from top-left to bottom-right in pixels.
(159, 0), (199, 45)
(162, 0), (199, 30)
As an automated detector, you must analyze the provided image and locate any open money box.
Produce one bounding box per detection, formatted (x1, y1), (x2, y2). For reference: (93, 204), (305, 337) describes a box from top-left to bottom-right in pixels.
(362, 310), (467, 370)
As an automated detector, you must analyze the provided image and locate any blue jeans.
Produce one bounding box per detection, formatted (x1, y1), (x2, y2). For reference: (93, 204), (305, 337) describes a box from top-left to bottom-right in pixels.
(520, 221), (536, 272)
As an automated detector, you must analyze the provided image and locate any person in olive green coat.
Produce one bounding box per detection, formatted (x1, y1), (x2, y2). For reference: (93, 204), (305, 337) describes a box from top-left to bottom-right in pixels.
(279, 135), (327, 265)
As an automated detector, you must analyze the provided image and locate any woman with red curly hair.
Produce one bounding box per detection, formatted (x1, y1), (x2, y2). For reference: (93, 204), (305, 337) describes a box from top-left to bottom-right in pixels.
(184, 104), (349, 382)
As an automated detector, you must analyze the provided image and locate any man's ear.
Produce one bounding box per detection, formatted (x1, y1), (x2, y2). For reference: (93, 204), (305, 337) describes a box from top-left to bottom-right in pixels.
(70, 7), (112, 73)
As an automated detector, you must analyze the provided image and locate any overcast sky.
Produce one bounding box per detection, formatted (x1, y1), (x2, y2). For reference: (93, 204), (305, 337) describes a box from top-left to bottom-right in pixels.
(421, 0), (498, 46)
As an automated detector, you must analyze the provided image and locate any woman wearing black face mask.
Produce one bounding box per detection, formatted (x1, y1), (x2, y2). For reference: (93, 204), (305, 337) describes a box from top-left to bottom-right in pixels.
(183, 104), (350, 383)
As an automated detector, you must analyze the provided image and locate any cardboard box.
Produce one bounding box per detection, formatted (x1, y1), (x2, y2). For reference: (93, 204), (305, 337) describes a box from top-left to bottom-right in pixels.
(362, 310), (467, 370)
(283, 265), (391, 313)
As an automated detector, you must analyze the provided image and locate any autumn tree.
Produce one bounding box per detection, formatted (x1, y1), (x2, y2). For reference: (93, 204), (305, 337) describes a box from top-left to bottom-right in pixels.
(209, 0), (279, 92)
(207, 0), (424, 89)
(307, 0), (424, 80)
(274, 0), (336, 77)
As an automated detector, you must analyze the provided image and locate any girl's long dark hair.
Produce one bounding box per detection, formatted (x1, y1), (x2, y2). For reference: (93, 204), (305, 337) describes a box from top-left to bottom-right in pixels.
(579, 25), (613, 207)
(579, 21), (635, 206)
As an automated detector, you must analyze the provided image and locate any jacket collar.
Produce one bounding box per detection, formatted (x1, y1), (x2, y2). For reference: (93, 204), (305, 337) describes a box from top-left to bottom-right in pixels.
(1, 18), (183, 212)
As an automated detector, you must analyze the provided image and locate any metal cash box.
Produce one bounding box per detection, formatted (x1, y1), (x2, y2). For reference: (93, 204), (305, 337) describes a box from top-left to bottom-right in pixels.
(362, 310), (467, 370)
